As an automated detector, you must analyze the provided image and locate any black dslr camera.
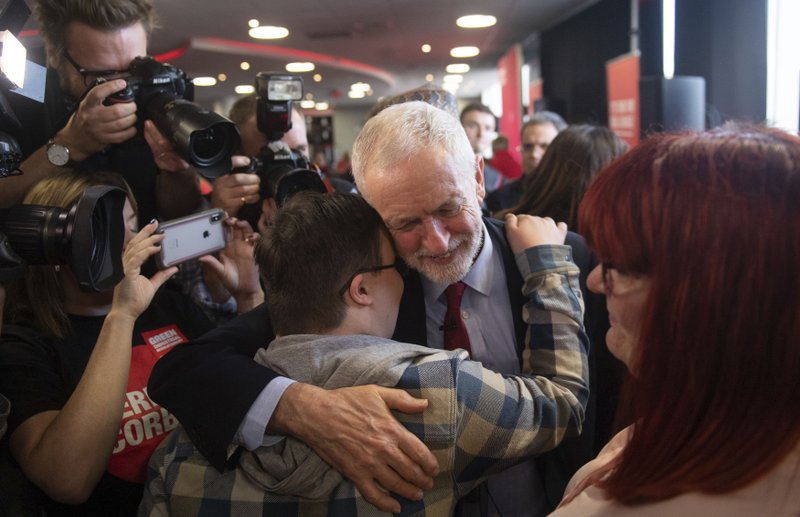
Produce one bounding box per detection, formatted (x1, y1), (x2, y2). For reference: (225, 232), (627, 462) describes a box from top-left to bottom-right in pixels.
(99, 56), (240, 179)
(237, 73), (328, 229)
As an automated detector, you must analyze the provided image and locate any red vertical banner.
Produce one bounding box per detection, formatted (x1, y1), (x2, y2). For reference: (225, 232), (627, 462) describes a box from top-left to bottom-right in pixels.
(606, 52), (640, 148)
(528, 79), (543, 118)
(498, 44), (523, 163)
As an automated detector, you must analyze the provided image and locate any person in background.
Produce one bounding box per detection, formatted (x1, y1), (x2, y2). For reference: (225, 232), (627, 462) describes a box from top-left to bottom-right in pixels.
(334, 151), (352, 177)
(460, 102), (502, 191)
(488, 134), (523, 187)
(216, 95), (353, 218)
(498, 125), (628, 228)
(0, 0), (203, 229)
(367, 84), (459, 120)
(551, 123), (800, 516)
(0, 170), (214, 516)
(485, 111), (567, 214)
(140, 192), (589, 516)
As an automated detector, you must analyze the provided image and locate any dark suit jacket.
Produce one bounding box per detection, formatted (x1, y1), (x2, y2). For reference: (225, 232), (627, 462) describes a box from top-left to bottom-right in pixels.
(148, 217), (617, 511)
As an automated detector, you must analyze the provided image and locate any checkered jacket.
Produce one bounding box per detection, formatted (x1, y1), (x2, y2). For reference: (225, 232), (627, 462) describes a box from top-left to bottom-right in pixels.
(139, 245), (589, 516)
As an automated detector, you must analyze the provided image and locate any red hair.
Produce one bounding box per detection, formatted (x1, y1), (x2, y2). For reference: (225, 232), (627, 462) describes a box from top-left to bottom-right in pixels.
(578, 124), (800, 503)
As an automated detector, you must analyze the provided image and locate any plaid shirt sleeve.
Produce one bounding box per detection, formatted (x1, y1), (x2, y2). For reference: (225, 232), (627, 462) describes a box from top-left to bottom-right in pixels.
(450, 243), (589, 493)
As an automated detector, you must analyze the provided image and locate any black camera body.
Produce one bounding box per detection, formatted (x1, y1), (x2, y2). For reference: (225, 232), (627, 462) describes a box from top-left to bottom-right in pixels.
(237, 73), (328, 229)
(103, 55), (190, 106)
(97, 56), (240, 179)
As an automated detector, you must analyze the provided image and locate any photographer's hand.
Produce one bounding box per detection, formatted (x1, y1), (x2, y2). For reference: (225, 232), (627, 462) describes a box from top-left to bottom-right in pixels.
(143, 121), (204, 220)
(143, 120), (190, 173)
(209, 158), (260, 216)
(198, 218), (263, 313)
(58, 79), (138, 162)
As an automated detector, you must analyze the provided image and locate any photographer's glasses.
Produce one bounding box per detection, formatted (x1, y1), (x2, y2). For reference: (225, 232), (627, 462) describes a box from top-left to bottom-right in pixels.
(63, 50), (127, 87)
(338, 257), (409, 296)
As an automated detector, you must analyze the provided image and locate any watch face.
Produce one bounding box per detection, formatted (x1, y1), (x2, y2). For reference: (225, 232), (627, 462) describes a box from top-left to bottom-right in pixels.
(47, 143), (70, 166)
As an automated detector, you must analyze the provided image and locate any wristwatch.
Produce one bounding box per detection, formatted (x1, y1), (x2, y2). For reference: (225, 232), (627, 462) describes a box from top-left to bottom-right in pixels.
(46, 139), (72, 167)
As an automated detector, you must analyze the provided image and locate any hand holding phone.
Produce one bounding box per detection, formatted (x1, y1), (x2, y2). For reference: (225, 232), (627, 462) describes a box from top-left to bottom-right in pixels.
(156, 208), (229, 269)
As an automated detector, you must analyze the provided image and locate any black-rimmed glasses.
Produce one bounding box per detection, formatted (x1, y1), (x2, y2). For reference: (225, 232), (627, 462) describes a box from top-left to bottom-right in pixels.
(338, 257), (409, 296)
(63, 50), (127, 87)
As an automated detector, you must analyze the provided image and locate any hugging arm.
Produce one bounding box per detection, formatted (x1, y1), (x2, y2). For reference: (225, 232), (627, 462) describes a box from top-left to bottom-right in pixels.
(451, 222), (590, 493)
(149, 305), (439, 512)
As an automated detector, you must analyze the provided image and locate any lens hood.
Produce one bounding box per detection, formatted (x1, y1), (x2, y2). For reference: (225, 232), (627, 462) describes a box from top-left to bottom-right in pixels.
(70, 185), (127, 292)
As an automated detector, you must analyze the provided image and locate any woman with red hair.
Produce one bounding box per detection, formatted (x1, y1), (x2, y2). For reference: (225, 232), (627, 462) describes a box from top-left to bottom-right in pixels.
(551, 124), (800, 515)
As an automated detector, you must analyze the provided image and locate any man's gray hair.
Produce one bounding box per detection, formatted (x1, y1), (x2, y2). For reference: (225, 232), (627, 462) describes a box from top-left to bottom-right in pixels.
(352, 101), (476, 199)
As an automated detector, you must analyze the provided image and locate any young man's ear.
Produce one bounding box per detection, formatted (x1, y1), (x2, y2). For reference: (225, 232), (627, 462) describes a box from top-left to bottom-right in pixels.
(346, 274), (373, 307)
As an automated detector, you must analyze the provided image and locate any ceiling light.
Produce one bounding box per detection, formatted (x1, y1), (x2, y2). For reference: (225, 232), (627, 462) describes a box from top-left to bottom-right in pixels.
(217, 73), (227, 82)
(348, 90), (365, 99)
(443, 74), (464, 83)
(304, 93), (314, 100)
(193, 76), (217, 86)
(421, 44), (431, 53)
(313, 73), (322, 82)
(248, 19), (260, 28)
(240, 61), (250, 70)
(286, 62), (315, 72)
(235, 85), (255, 94)
(446, 63), (470, 74)
(249, 25), (289, 39)
(425, 73), (434, 82)
(450, 46), (480, 58)
(315, 101), (329, 111)
(442, 82), (459, 93)
(456, 15), (497, 28)
(300, 99), (316, 109)
(350, 82), (371, 92)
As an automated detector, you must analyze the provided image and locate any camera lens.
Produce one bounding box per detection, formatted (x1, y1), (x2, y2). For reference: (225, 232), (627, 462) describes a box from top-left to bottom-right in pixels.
(0, 186), (126, 291)
(0, 205), (70, 264)
(190, 125), (229, 163)
(147, 95), (240, 179)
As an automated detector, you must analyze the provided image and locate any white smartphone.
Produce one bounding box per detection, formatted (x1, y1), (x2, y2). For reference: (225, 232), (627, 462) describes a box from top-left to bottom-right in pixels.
(155, 208), (228, 269)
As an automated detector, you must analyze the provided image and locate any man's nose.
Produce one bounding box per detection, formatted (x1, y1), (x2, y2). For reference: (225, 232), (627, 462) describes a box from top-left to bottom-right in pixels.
(420, 218), (450, 254)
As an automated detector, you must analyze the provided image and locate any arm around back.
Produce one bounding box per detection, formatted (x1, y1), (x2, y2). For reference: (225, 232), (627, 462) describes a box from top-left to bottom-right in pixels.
(148, 303), (276, 469)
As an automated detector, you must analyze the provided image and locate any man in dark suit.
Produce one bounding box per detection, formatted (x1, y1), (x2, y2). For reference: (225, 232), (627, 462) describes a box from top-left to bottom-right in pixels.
(149, 101), (606, 515)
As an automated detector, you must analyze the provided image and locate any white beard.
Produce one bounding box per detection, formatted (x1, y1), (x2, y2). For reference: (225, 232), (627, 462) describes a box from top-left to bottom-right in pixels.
(405, 222), (482, 285)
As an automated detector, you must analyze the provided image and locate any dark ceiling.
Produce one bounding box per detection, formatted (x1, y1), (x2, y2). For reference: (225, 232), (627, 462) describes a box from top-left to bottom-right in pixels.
(16, 0), (600, 113)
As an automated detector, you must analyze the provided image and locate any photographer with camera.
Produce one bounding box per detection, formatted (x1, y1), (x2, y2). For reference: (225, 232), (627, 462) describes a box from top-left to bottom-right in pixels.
(214, 92), (354, 223)
(0, 0), (205, 228)
(0, 169), (215, 515)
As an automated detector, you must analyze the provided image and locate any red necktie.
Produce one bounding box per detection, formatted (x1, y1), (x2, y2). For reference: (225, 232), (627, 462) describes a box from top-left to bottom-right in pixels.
(443, 282), (471, 356)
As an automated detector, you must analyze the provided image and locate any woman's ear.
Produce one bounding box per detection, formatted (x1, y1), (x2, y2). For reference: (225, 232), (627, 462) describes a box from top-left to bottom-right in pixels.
(346, 273), (373, 307)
